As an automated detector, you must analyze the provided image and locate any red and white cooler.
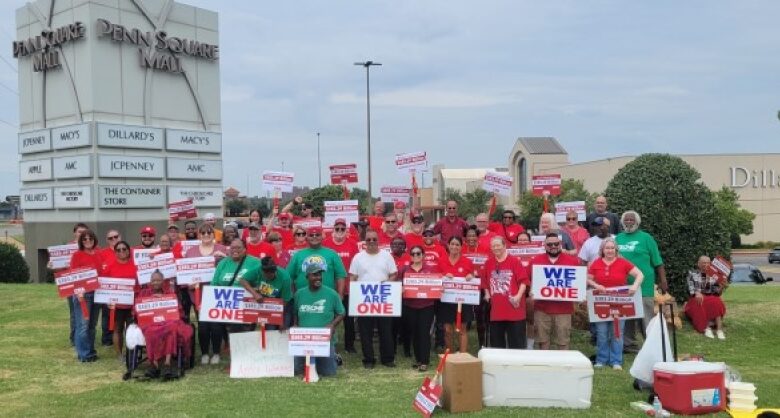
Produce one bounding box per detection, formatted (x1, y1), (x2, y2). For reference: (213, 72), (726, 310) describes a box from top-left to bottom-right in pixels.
(652, 361), (726, 415)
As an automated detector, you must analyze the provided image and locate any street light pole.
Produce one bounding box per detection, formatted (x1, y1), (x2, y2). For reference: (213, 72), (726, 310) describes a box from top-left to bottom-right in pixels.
(317, 132), (321, 187)
(354, 60), (381, 200)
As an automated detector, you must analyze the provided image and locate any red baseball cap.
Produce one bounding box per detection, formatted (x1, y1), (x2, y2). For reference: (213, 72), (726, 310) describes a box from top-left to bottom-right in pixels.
(334, 218), (347, 226)
(140, 226), (156, 235)
(394, 201), (406, 209)
(306, 225), (323, 235)
(278, 213), (292, 220)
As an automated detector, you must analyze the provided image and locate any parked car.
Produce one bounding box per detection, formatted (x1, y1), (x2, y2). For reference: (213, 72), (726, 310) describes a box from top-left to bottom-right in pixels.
(730, 264), (773, 284)
(768, 247), (780, 264)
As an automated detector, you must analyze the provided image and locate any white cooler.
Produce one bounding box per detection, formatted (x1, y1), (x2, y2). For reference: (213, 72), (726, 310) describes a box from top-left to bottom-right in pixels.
(478, 348), (593, 408)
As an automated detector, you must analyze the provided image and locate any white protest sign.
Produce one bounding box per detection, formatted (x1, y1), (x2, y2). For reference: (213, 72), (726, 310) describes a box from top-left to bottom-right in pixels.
(47, 243), (79, 269)
(229, 331), (294, 378)
(179, 240), (201, 256)
(531, 265), (587, 302)
(175, 256), (216, 285)
(482, 171), (513, 197)
(348, 281), (402, 317)
(94, 277), (136, 305)
(554, 201), (586, 223)
(288, 327), (332, 357)
(380, 186), (411, 203)
(395, 151), (428, 173)
(262, 171), (295, 193)
(586, 286), (644, 322)
(198, 285), (247, 323)
(441, 277), (481, 305)
(136, 252), (176, 285)
(323, 200), (359, 228)
(132, 248), (160, 265)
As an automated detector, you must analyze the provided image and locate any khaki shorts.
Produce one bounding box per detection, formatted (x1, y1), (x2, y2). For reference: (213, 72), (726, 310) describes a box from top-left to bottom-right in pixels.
(534, 311), (572, 347)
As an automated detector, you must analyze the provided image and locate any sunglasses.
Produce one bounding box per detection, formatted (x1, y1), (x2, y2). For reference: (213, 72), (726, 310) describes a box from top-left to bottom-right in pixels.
(268, 238), (281, 243)
(115, 247), (129, 252)
(503, 216), (514, 219)
(545, 242), (561, 247)
(334, 227), (346, 232)
(385, 220), (397, 224)
(307, 233), (321, 237)
(201, 231), (214, 235)
(410, 252), (423, 256)
(365, 238), (378, 242)
(295, 232), (307, 236)
(566, 217), (578, 221)
(107, 235), (120, 240)
(141, 234), (154, 238)
(447, 207), (457, 210)
(412, 219), (424, 224)
(82, 236), (94, 241)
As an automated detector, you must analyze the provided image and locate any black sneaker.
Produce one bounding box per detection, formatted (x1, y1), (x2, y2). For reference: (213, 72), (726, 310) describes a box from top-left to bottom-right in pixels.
(144, 368), (161, 379)
(382, 362), (396, 368)
(345, 346), (357, 354)
(363, 362), (375, 369)
(162, 367), (176, 381)
(336, 354), (344, 367)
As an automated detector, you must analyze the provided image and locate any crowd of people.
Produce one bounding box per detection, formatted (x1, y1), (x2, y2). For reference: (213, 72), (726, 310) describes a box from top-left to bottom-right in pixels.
(53, 195), (728, 379)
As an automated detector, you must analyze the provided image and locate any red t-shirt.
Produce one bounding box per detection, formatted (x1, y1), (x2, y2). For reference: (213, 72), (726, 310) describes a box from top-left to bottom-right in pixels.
(69, 250), (106, 275)
(103, 260), (139, 309)
(463, 245), (489, 278)
(271, 227), (294, 249)
(246, 240), (275, 259)
(439, 255), (476, 279)
(588, 257), (635, 288)
(488, 222), (526, 244)
(481, 254), (530, 321)
(392, 253), (412, 272)
(366, 215), (384, 232)
(378, 231), (405, 247)
(100, 248), (116, 270)
(323, 237), (359, 295)
(477, 230), (499, 250)
(421, 242), (447, 268)
(405, 232), (425, 250)
(528, 253), (580, 315)
(433, 217), (470, 243)
(400, 263), (440, 309)
(564, 226), (590, 251)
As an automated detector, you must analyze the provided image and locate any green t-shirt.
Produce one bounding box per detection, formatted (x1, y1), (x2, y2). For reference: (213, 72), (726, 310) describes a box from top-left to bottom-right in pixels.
(257, 267), (293, 302)
(211, 255), (262, 287)
(616, 230), (663, 296)
(294, 286), (345, 341)
(286, 247), (347, 292)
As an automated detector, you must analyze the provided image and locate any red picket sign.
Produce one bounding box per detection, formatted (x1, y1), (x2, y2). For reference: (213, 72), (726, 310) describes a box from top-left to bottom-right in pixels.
(242, 298), (285, 326)
(412, 349), (450, 417)
(402, 273), (444, 299)
(55, 268), (100, 298)
(135, 295), (180, 327)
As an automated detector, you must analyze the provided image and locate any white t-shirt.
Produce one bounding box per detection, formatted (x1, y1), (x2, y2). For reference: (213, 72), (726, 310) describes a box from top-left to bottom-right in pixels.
(578, 235), (613, 265)
(349, 250), (397, 282)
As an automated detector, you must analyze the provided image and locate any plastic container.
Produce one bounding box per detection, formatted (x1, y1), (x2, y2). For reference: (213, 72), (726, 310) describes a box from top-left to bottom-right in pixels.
(478, 348), (593, 408)
(653, 361), (726, 415)
(728, 381), (756, 396)
(728, 381), (757, 412)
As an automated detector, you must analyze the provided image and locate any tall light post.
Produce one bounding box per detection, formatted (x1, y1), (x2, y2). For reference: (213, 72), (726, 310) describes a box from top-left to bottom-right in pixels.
(354, 60), (381, 199)
(317, 132), (322, 187)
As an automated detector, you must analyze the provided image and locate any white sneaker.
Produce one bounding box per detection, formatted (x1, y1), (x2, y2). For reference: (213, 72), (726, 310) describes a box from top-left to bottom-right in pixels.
(594, 363), (604, 368)
(201, 355), (210, 365)
(716, 330), (725, 340)
(704, 328), (714, 339)
(210, 354), (221, 365)
(612, 364), (623, 370)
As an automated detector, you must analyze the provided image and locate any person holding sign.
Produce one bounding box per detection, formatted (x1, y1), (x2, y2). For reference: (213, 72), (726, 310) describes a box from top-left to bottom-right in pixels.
(474, 213), (498, 249)
(684, 256), (727, 339)
(293, 264), (345, 377)
(399, 245), (440, 371)
(586, 237), (643, 369)
(404, 214), (426, 250)
(438, 237), (476, 354)
(464, 226), (491, 348)
(349, 229), (399, 368)
(481, 236), (531, 349)
(563, 209), (589, 251)
(69, 229), (105, 362)
(135, 270), (193, 380)
(173, 220), (199, 258)
(528, 233), (580, 350)
(286, 226), (347, 297)
(488, 210), (526, 244)
(211, 239), (262, 333)
(256, 257), (294, 330)
(323, 219), (361, 353)
(103, 240), (138, 359)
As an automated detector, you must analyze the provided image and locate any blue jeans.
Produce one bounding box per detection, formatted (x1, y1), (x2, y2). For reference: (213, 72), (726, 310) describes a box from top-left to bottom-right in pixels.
(71, 293), (97, 361)
(595, 320), (625, 366)
(294, 343), (337, 377)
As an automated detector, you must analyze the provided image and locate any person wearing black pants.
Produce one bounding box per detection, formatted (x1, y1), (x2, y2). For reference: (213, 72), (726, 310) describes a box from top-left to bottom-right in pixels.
(342, 294), (356, 352)
(357, 317), (395, 367)
(198, 322), (225, 365)
(489, 320), (526, 349)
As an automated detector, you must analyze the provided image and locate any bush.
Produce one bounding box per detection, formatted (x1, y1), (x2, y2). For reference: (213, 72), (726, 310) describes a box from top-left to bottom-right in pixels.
(605, 154), (730, 302)
(0, 242), (30, 283)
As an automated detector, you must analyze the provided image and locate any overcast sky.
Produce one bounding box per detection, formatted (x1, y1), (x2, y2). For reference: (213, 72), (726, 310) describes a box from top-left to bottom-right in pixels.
(2, 1), (779, 198)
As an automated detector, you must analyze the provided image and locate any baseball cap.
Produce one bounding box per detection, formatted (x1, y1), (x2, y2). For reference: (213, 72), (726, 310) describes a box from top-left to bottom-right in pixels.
(260, 256), (277, 271)
(306, 264), (324, 275)
(167, 224), (179, 231)
(423, 228), (435, 237)
(248, 222), (261, 230)
(278, 213), (292, 220)
(204, 213), (216, 221)
(394, 201), (406, 209)
(591, 217), (610, 226)
(307, 225), (323, 235)
(334, 218), (347, 226)
(140, 226), (156, 235)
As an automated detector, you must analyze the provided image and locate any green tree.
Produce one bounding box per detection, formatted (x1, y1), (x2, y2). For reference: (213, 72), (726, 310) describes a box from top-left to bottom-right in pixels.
(348, 187), (373, 215)
(713, 186), (755, 247)
(301, 185), (345, 217)
(225, 199), (247, 217)
(0, 242), (30, 283)
(516, 178), (598, 231)
(247, 197), (273, 218)
(605, 154), (730, 301)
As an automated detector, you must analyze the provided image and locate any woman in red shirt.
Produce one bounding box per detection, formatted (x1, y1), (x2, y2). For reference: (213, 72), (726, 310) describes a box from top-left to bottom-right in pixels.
(400, 245), (440, 371)
(586, 237), (643, 369)
(438, 237), (476, 353)
(69, 229), (105, 362)
(241, 209), (264, 240)
(103, 240), (138, 359)
(481, 236), (530, 349)
(463, 226), (491, 348)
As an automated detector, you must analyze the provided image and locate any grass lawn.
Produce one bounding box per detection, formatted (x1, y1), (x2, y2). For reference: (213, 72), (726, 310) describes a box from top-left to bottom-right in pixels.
(0, 284), (778, 417)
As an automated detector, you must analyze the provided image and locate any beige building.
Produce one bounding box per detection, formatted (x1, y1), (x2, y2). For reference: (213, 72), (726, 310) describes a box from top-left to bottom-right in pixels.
(433, 137), (777, 243)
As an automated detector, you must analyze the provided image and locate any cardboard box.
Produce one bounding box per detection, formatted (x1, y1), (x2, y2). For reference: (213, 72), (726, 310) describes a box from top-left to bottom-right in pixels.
(442, 352), (483, 413)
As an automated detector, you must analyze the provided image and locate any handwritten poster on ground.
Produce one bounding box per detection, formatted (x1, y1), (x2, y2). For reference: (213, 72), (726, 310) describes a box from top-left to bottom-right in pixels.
(229, 330), (294, 379)
(348, 281), (402, 317)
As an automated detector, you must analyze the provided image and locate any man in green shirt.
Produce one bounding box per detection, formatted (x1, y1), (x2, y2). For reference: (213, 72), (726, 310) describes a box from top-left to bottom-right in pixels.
(616, 211), (668, 352)
(248, 256), (294, 330)
(287, 226), (347, 296)
(293, 264), (345, 377)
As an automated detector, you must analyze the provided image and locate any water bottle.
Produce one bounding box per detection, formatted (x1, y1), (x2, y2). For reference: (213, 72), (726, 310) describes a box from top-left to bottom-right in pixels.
(652, 396), (662, 416)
